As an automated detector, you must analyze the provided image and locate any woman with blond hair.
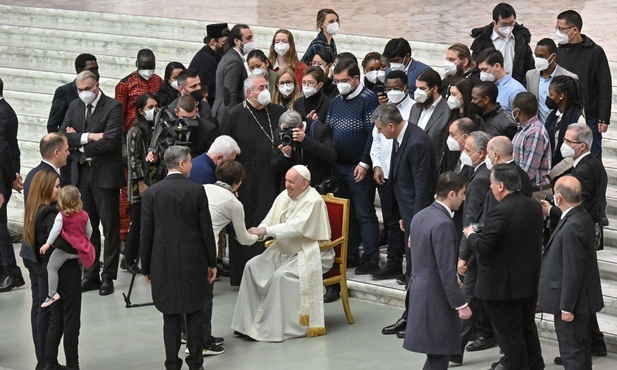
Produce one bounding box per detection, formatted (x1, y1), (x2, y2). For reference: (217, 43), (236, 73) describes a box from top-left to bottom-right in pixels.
(268, 29), (307, 83)
(301, 8), (339, 65)
(272, 67), (301, 111)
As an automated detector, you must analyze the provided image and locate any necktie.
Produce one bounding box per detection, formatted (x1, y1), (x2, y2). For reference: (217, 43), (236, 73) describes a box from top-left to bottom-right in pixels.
(86, 104), (93, 129)
(391, 139), (399, 175)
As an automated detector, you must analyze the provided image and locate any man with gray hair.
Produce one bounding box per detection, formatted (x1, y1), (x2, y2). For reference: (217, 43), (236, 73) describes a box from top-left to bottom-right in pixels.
(141, 145), (217, 370)
(271, 110), (336, 190)
(189, 135), (240, 185)
(60, 70), (124, 296)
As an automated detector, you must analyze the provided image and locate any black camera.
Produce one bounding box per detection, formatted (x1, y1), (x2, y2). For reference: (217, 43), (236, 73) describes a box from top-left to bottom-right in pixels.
(148, 107), (199, 154)
(315, 176), (339, 195)
(279, 125), (295, 146)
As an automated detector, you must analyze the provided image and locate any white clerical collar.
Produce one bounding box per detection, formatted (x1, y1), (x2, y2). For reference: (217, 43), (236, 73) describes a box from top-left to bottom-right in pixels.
(42, 160), (60, 174)
(573, 151), (591, 168)
(561, 206), (575, 220)
(435, 200), (454, 218)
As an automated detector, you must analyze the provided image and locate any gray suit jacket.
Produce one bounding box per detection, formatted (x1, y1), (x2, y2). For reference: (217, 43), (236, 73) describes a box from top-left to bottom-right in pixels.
(212, 48), (248, 126)
(408, 97), (450, 167)
(525, 64), (578, 100)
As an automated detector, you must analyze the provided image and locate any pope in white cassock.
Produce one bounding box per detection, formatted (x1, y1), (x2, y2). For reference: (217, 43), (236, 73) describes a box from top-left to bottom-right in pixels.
(231, 165), (334, 342)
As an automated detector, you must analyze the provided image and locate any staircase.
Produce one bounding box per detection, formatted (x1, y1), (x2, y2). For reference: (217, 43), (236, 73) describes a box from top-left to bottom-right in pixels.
(2, 4), (617, 352)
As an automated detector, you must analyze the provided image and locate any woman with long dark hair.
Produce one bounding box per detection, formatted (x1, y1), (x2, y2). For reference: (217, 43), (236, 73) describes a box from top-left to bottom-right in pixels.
(157, 62), (186, 107)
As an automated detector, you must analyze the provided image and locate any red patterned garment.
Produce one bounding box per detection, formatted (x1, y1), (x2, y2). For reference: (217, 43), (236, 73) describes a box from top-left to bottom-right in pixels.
(115, 71), (163, 132)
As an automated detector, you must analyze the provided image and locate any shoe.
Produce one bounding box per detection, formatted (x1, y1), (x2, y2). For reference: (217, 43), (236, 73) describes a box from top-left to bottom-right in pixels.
(324, 285), (340, 303)
(449, 354), (463, 365)
(396, 330), (405, 338)
(395, 274), (406, 285)
(466, 336), (497, 352)
(41, 293), (61, 307)
(181, 332), (187, 344)
(591, 347), (607, 357)
(126, 263), (142, 275)
(99, 278), (114, 296)
(81, 276), (101, 292)
(44, 364), (68, 370)
(185, 343), (225, 356)
(9, 229), (22, 243)
(233, 330), (246, 337)
(216, 261), (230, 278)
(554, 356), (562, 365)
(212, 336), (224, 346)
(370, 265), (403, 280)
(120, 257), (127, 271)
(382, 318), (407, 334)
(346, 257), (360, 268)
(354, 259), (380, 275)
(0, 275), (25, 292)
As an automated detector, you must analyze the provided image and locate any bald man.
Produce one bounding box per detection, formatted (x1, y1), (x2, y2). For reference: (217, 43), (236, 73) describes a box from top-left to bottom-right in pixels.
(232, 165), (334, 342)
(538, 175), (603, 369)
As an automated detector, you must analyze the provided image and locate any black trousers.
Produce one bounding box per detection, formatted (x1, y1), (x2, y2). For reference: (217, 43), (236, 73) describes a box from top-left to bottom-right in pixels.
(483, 296), (544, 370)
(78, 164), (121, 280)
(23, 258), (51, 370)
(555, 313), (592, 370)
(423, 354), (449, 370)
(123, 202), (141, 266)
(45, 259), (82, 368)
(459, 264), (494, 353)
(378, 180), (405, 268)
(0, 191), (23, 278)
(588, 312), (606, 351)
(163, 305), (206, 370)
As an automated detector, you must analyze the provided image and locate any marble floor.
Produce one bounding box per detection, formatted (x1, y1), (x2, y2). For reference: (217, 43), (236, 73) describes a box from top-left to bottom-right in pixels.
(2, 0), (617, 60)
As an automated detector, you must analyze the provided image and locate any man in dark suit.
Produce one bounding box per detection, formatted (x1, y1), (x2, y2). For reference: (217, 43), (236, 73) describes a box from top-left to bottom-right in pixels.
(408, 68), (450, 167)
(0, 78), (25, 293)
(212, 24), (252, 125)
(372, 103), (437, 338)
(18, 133), (69, 369)
(463, 164), (545, 370)
(381, 38), (430, 93)
(403, 172), (472, 370)
(271, 110), (336, 190)
(173, 94), (218, 157)
(541, 122), (608, 362)
(538, 175), (603, 370)
(453, 131), (494, 363)
(485, 136), (533, 197)
(60, 71), (124, 296)
(141, 146), (217, 370)
(189, 23), (229, 107)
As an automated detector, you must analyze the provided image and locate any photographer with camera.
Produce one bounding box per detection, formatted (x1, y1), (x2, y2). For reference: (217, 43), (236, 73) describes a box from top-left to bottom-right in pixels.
(173, 95), (218, 157)
(271, 110), (336, 191)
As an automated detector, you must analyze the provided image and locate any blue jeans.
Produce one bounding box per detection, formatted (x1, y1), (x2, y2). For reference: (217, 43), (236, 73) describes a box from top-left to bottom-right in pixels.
(334, 164), (380, 262)
(587, 118), (603, 159)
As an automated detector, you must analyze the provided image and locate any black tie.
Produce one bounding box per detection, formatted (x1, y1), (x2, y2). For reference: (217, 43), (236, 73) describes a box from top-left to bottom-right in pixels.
(391, 139), (399, 174)
(86, 104), (93, 129)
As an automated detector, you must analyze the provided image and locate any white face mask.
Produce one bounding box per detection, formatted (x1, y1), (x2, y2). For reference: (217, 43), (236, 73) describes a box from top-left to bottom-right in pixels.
(480, 70), (496, 82)
(447, 95), (462, 110)
(484, 153), (495, 170)
(443, 60), (458, 76)
(319, 65), (327, 74)
(303, 86), (318, 98)
(144, 108), (155, 122)
(365, 70), (379, 84)
(498, 26), (514, 38)
(337, 82), (352, 96)
(242, 41), (255, 55)
(414, 88), (428, 103)
(79, 90), (96, 105)
(274, 42), (290, 57)
(560, 142), (578, 158)
(390, 62), (405, 72)
(255, 89), (271, 105)
(326, 22), (339, 36)
(555, 29), (571, 45)
(251, 68), (266, 77)
(278, 83), (295, 97)
(138, 69), (155, 81)
(376, 70), (386, 83)
(387, 90), (407, 105)
(534, 57), (549, 72)
(459, 151), (474, 167)
(446, 135), (461, 152)
(170, 80), (179, 90)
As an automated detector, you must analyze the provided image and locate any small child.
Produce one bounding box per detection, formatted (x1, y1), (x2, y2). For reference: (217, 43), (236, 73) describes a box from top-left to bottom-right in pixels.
(40, 186), (96, 307)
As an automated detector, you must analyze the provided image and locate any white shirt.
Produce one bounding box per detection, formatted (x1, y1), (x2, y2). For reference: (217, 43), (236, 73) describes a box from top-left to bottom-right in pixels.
(573, 151), (591, 168)
(435, 200), (455, 218)
(42, 160), (60, 175)
(491, 29), (515, 74)
(79, 91), (103, 146)
(417, 96), (442, 131)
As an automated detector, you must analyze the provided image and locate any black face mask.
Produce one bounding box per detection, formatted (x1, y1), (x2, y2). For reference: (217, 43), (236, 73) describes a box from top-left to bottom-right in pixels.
(545, 96), (559, 111)
(190, 90), (204, 107)
(468, 102), (483, 116)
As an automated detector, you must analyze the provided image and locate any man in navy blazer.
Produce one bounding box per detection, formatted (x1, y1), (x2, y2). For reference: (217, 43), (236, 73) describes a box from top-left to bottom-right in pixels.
(382, 38), (430, 93)
(60, 71), (124, 296)
(538, 175), (603, 369)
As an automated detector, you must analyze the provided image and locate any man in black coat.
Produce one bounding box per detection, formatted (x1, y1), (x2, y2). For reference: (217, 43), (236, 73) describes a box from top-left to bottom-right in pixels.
(189, 23), (228, 107)
(60, 71), (124, 296)
(271, 110), (336, 190)
(538, 176), (603, 369)
(141, 146), (217, 370)
(0, 78), (25, 293)
(463, 164), (545, 370)
(471, 82), (517, 139)
(469, 3), (534, 86)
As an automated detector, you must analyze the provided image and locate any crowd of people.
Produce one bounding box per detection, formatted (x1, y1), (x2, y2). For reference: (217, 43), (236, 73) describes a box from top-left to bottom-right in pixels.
(0, 3), (613, 370)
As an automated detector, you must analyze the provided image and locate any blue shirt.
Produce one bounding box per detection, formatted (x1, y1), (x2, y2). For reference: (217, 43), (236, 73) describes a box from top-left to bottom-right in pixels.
(496, 74), (526, 114)
(537, 68), (558, 124)
(188, 153), (216, 185)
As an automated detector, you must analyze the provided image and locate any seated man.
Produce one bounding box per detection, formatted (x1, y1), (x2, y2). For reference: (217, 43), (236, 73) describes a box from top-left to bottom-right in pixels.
(231, 165), (334, 342)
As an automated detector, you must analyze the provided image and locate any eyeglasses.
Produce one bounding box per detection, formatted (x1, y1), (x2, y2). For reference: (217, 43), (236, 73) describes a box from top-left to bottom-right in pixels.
(302, 80), (318, 87)
(563, 138), (582, 145)
(555, 26), (574, 32)
(497, 21), (515, 28)
(278, 82), (294, 88)
(333, 78), (352, 84)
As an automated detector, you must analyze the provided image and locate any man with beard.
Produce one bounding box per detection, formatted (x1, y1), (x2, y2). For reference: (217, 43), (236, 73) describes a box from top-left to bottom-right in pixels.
(189, 23), (229, 107)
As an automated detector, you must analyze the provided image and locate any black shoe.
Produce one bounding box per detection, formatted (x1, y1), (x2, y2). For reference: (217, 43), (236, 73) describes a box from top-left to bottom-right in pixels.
(591, 347), (607, 357)
(396, 330), (405, 338)
(0, 275), (25, 292)
(346, 257), (360, 268)
(382, 318), (407, 334)
(126, 263), (142, 275)
(99, 278), (114, 296)
(81, 276), (101, 292)
(355, 259), (380, 275)
(395, 274), (406, 285)
(324, 286), (340, 303)
(212, 336), (224, 346)
(466, 336), (497, 352)
(9, 229), (22, 243)
(120, 257), (127, 271)
(370, 265), (403, 280)
(449, 354), (463, 365)
(554, 356), (563, 365)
